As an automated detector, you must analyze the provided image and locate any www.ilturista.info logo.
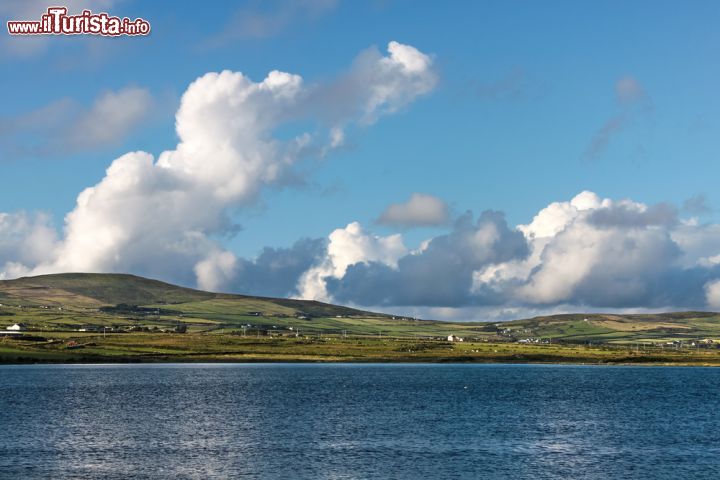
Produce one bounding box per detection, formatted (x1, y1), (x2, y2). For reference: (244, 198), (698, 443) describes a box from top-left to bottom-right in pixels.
(7, 6), (150, 36)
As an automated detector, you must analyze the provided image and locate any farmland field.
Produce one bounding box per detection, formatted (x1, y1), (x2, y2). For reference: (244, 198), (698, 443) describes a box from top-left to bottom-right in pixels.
(2, 273), (720, 364)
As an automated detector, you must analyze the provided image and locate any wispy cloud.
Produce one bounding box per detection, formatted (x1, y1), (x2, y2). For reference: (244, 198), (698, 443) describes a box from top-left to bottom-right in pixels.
(584, 115), (626, 161)
(584, 76), (652, 161)
(0, 86), (154, 158)
(474, 67), (530, 101)
(377, 193), (450, 228)
(683, 194), (713, 215)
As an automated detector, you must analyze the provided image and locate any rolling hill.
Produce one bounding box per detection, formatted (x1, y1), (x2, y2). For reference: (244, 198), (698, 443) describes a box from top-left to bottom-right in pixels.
(1, 273), (720, 345)
(0, 273), (385, 318)
(2, 273), (720, 364)
(0, 273), (478, 337)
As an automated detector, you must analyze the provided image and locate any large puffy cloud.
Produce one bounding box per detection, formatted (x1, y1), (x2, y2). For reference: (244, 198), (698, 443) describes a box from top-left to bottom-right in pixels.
(295, 191), (720, 316)
(377, 193), (450, 228)
(324, 211), (528, 307)
(516, 216), (681, 306)
(478, 192), (720, 310)
(298, 222), (408, 301)
(200, 238), (326, 297)
(0, 41), (437, 289)
(504, 192), (684, 306)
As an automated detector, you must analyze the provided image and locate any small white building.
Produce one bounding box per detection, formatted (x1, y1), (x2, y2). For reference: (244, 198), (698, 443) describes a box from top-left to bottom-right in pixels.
(6, 323), (27, 331)
(447, 335), (464, 342)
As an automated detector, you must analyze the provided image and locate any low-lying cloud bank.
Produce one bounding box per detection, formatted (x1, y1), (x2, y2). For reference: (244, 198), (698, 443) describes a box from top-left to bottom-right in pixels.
(284, 191), (720, 316)
(293, 191), (720, 317)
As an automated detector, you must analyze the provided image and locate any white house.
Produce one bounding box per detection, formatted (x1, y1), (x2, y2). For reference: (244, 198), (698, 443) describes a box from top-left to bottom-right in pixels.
(447, 335), (464, 342)
(6, 323), (27, 331)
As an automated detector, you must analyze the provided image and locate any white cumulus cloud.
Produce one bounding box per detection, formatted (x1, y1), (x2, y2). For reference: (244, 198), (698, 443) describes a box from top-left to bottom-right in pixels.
(0, 42), (437, 293)
(297, 191), (720, 317)
(297, 222), (407, 301)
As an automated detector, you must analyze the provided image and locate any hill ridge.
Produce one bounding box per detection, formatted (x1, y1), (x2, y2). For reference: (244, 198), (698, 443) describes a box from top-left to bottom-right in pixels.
(0, 272), (387, 318)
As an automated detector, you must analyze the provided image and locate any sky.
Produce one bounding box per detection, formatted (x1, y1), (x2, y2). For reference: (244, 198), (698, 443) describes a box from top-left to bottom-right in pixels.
(1, 0), (720, 321)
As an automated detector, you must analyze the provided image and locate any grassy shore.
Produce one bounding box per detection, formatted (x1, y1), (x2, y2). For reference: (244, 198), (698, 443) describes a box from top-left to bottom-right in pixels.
(2, 332), (720, 365)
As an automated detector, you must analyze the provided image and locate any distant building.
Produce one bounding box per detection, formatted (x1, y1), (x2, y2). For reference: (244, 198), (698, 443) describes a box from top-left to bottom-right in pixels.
(447, 335), (464, 342)
(6, 323), (27, 331)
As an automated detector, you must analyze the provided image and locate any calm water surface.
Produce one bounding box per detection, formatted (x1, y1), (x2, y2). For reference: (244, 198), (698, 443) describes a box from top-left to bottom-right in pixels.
(1, 364), (719, 479)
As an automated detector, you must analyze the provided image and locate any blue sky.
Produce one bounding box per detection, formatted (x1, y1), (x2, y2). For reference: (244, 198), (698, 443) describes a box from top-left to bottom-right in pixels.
(2, 1), (720, 319)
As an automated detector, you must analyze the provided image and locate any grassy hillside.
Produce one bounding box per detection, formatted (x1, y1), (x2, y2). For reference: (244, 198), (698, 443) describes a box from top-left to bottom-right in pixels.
(0, 273), (493, 337)
(2, 273), (720, 365)
(2, 274), (720, 342)
(0, 273), (213, 307)
(0, 273), (387, 319)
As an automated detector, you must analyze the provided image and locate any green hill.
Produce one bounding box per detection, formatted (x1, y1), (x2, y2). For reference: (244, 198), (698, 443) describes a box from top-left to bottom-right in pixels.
(0, 273), (487, 337)
(2, 273), (720, 364)
(2, 273), (720, 344)
(0, 273), (383, 318)
(0, 273), (213, 307)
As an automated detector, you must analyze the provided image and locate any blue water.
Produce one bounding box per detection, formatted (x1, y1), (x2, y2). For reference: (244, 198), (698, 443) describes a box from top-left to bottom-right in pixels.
(1, 364), (719, 479)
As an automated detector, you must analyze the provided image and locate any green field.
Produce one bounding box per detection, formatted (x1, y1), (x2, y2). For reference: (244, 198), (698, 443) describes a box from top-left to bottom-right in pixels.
(0, 273), (495, 338)
(2, 273), (720, 365)
(2, 333), (720, 365)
